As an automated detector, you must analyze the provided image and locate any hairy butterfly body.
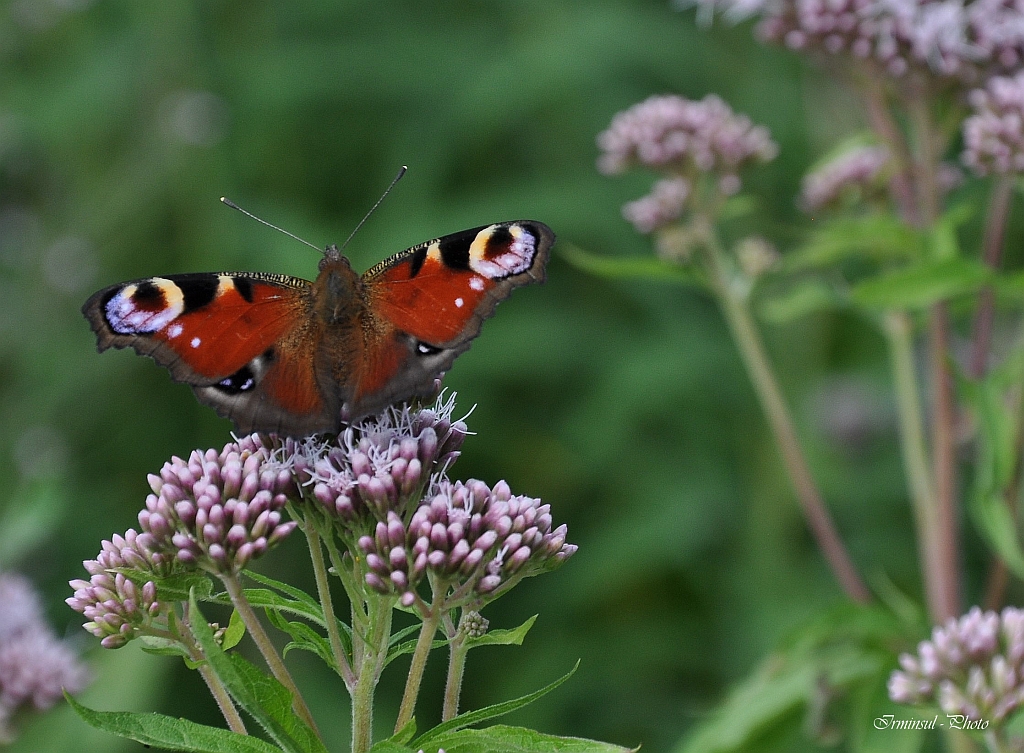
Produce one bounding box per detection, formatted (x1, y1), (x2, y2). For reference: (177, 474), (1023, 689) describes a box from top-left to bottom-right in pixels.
(83, 221), (554, 437)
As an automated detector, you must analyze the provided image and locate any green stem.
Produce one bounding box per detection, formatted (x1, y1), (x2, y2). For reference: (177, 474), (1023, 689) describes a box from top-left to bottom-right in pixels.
(395, 590), (445, 731)
(969, 175), (1015, 379)
(442, 624), (470, 721)
(700, 221), (871, 603)
(221, 573), (320, 737)
(172, 610), (247, 735)
(883, 311), (952, 619)
(857, 70), (918, 225)
(910, 94), (961, 622)
(351, 595), (393, 753)
(302, 513), (355, 687)
(984, 728), (1009, 753)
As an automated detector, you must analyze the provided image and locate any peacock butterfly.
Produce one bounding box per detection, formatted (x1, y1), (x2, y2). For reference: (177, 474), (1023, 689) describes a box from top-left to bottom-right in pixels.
(82, 221), (554, 437)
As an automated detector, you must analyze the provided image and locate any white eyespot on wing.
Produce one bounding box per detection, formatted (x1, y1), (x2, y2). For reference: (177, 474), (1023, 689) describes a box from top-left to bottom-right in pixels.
(455, 297), (464, 308)
(468, 276), (485, 292)
(104, 278), (185, 334)
(168, 323), (184, 338)
(468, 224), (536, 278)
(191, 337), (201, 348)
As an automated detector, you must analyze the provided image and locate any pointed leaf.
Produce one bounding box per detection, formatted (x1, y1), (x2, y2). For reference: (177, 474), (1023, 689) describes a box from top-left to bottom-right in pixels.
(423, 724), (633, 753)
(66, 695), (281, 753)
(223, 609), (246, 651)
(466, 615), (537, 649)
(560, 244), (699, 285)
(266, 608), (340, 674)
(757, 280), (844, 323)
(414, 661), (579, 748)
(850, 258), (991, 310)
(189, 592), (326, 753)
(784, 214), (921, 271)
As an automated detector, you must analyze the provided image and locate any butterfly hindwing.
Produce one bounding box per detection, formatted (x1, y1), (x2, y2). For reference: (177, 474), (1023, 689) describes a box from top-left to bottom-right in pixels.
(349, 220), (554, 413)
(82, 272), (338, 435)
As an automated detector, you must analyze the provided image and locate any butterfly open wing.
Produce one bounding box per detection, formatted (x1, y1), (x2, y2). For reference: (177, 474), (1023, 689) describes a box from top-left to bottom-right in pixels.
(349, 220), (554, 416)
(82, 272), (339, 436)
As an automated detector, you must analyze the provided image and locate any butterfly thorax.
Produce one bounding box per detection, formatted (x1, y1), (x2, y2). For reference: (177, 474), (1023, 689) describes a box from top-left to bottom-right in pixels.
(312, 256), (363, 325)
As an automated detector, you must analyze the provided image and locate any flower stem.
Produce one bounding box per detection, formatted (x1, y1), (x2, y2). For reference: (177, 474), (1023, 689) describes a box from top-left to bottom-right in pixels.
(699, 220), (870, 602)
(395, 590), (445, 731)
(301, 513), (355, 687)
(985, 729), (1010, 753)
(221, 573), (320, 736)
(909, 94), (961, 622)
(883, 311), (956, 620)
(969, 175), (1015, 378)
(857, 70), (918, 225)
(351, 595), (393, 753)
(442, 626), (470, 721)
(173, 610), (247, 735)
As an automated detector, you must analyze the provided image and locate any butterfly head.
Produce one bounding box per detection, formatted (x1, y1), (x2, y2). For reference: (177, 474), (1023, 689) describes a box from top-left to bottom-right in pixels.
(320, 244), (346, 271)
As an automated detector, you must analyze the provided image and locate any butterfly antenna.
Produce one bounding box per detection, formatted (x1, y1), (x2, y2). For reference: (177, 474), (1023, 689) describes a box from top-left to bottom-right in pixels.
(338, 165), (408, 252)
(220, 197), (323, 253)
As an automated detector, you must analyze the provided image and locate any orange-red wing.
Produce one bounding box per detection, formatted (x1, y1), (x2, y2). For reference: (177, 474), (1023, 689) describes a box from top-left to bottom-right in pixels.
(83, 272), (310, 382)
(363, 221), (553, 347)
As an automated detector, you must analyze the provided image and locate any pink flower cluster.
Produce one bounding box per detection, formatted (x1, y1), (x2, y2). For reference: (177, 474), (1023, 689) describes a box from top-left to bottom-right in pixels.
(963, 70), (1024, 175)
(683, 0), (1024, 82)
(598, 94), (776, 232)
(890, 606), (1024, 721)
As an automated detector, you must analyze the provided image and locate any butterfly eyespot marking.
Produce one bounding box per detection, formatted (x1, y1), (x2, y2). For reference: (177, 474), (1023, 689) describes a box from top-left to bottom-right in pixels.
(103, 278), (185, 334)
(215, 364), (256, 394)
(416, 342), (442, 356)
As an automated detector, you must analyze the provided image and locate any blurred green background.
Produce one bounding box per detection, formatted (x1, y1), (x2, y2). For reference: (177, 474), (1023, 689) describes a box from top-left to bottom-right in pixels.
(0, 1), (992, 751)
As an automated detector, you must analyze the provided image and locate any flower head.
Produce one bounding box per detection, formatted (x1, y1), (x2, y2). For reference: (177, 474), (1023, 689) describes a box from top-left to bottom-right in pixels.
(799, 144), (891, 212)
(683, 0), (1024, 83)
(598, 94), (777, 178)
(622, 177), (692, 234)
(138, 436), (298, 574)
(306, 394), (468, 523)
(889, 606), (1024, 721)
(360, 478), (577, 606)
(963, 70), (1024, 175)
(2, 572), (89, 743)
(66, 529), (167, 648)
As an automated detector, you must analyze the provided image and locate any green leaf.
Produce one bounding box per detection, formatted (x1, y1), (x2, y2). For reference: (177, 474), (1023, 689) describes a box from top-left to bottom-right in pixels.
(674, 605), (892, 753)
(116, 570), (213, 604)
(66, 694), (281, 753)
(265, 609), (340, 674)
(466, 615), (537, 649)
(850, 258), (991, 310)
(209, 587), (326, 627)
(137, 635), (195, 664)
(389, 717), (418, 746)
(958, 351), (1024, 579)
(757, 280), (844, 323)
(223, 609), (246, 651)
(973, 495), (1024, 580)
(370, 743), (415, 753)
(559, 243), (699, 285)
(385, 634), (449, 668)
(244, 571), (322, 612)
(189, 592), (326, 753)
(423, 725), (633, 753)
(927, 202), (974, 261)
(414, 661), (579, 748)
(784, 214), (921, 271)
